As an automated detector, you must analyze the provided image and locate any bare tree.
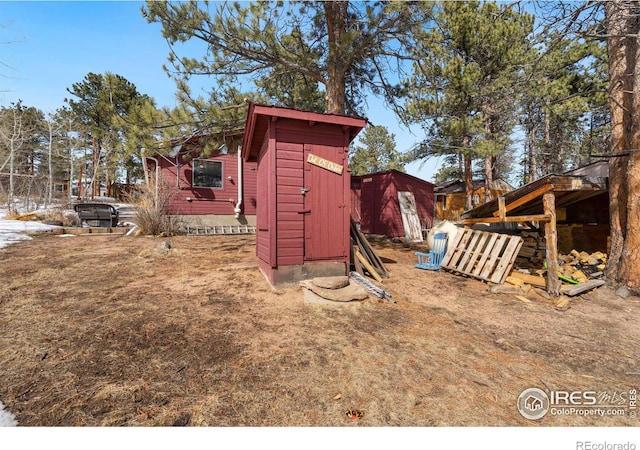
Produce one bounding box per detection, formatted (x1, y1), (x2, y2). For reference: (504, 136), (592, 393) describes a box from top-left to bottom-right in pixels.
(0, 102), (34, 213)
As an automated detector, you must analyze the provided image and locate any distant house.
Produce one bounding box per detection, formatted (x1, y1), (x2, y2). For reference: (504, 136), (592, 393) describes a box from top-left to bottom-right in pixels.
(146, 133), (258, 229)
(564, 160), (609, 178)
(350, 169), (435, 238)
(434, 178), (514, 222)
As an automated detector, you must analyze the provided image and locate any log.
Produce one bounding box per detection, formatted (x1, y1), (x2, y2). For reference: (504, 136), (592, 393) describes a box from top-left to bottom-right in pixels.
(560, 279), (605, 297)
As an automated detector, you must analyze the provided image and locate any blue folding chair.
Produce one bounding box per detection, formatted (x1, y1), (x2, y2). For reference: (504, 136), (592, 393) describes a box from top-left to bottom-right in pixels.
(415, 232), (448, 271)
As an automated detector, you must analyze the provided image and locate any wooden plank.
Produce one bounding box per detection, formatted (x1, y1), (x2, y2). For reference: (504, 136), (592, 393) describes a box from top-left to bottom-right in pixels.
(560, 279), (605, 296)
(351, 243), (364, 276)
(514, 295), (532, 304)
(471, 232), (499, 277)
(462, 214), (551, 225)
(356, 249), (383, 283)
(440, 228), (465, 267)
(509, 271), (547, 288)
(458, 230), (484, 274)
(543, 191), (561, 296)
(479, 234), (508, 280)
(489, 236), (524, 284)
(442, 228), (472, 269)
(492, 184), (554, 217)
(350, 217), (389, 278)
(497, 196), (506, 221)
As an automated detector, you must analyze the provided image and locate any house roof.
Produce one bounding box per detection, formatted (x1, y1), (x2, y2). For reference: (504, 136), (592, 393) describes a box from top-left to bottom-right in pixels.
(460, 173), (608, 224)
(241, 102), (367, 161)
(351, 169), (436, 187)
(435, 178), (514, 194)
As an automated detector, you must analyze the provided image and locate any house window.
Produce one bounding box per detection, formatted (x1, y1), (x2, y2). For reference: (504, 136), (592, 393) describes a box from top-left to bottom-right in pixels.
(193, 159), (223, 188)
(439, 195), (447, 211)
(473, 194), (480, 206)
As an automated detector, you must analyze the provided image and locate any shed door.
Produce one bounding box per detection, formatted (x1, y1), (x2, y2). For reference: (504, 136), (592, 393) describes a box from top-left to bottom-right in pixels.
(303, 144), (346, 260)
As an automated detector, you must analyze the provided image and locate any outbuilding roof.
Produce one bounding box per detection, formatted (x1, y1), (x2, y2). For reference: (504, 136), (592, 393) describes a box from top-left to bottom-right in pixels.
(241, 102), (367, 161)
(460, 173), (608, 224)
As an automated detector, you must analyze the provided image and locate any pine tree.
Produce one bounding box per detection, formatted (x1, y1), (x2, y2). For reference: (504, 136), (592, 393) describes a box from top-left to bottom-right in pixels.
(349, 125), (405, 176)
(402, 1), (533, 208)
(143, 1), (429, 116)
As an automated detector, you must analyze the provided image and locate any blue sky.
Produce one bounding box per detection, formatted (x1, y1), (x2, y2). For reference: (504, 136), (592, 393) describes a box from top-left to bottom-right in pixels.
(0, 0), (438, 181)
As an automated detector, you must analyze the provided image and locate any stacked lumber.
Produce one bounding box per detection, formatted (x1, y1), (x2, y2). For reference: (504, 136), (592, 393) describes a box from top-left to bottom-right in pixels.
(350, 217), (389, 282)
(515, 231), (546, 268)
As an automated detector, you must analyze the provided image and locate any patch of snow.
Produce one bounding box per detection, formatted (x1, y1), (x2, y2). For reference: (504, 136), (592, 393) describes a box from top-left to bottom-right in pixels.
(0, 401), (17, 427)
(0, 208), (58, 250)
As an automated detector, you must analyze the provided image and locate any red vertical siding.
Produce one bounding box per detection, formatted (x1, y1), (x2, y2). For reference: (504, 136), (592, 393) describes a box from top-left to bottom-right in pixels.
(303, 143), (348, 261)
(375, 172), (401, 236)
(351, 170), (435, 237)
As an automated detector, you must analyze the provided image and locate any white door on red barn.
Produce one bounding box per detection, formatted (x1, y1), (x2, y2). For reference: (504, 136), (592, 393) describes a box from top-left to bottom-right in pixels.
(398, 191), (423, 242)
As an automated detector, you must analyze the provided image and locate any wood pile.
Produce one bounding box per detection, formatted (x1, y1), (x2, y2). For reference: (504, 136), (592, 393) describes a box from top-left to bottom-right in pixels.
(495, 247), (608, 311)
(515, 231), (546, 268)
(350, 217), (389, 282)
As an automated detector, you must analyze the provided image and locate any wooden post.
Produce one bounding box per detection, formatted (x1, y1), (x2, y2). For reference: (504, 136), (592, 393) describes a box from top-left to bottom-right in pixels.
(497, 196), (506, 222)
(543, 191), (561, 295)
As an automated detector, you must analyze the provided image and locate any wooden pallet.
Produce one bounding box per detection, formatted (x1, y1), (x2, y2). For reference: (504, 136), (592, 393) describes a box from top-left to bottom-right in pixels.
(441, 228), (524, 284)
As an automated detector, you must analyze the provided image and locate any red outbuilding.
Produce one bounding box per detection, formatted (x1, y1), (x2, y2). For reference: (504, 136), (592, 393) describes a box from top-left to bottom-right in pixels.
(350, 169), (435, 239)
(241, 103), (367, 285)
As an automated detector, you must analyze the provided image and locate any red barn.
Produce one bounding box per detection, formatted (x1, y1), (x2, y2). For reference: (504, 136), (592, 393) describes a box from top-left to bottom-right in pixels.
(147, 133), (258, 229)
(242, 103), (367, 285)
(351, 170), (435, 238)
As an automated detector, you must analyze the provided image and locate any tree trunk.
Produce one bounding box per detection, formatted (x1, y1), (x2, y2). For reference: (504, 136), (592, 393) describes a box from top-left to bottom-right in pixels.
(463, 135), (473, 211)
(484, 154), (493, 203)
(324, 1), (348, 115)
(484, 117), (494, 203)
(605, 0), (640, 293)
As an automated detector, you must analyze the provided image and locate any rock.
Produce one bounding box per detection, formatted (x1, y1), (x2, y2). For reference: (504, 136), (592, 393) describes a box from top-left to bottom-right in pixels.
(312, 276), (349, 290)
(616, 286), (631, 299)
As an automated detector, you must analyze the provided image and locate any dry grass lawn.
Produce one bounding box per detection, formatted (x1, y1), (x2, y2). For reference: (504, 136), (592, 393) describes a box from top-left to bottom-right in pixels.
(0, 233), (638, 427)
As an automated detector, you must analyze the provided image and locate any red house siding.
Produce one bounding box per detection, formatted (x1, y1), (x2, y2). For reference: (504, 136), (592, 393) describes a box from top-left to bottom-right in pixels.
(242, 103), (366, 285)
(351, 170), (435, 238)
(154, 150), (258, 218)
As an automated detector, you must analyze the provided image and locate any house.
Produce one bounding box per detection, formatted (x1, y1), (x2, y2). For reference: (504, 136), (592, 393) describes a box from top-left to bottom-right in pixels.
(242, 102), (367, 285)
(350, 170), (435, 238)
(434, 178), (514, 222)
(146, 133), (258, 229)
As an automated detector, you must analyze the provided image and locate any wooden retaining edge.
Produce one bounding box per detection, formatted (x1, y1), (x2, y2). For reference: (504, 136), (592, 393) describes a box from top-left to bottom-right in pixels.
(26, 227), (132, 236)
